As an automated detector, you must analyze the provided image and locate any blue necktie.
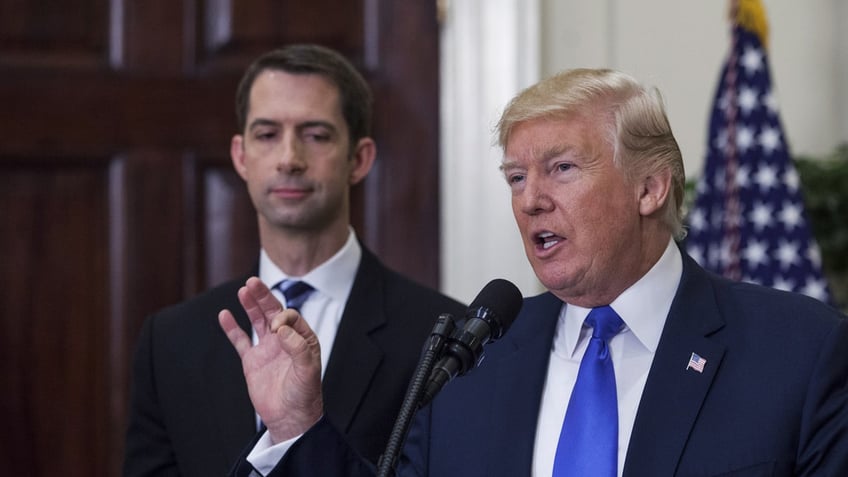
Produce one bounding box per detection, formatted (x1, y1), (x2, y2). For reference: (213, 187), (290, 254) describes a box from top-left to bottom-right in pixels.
(277, 279), (315, 312)
(553, 305), (624, 477)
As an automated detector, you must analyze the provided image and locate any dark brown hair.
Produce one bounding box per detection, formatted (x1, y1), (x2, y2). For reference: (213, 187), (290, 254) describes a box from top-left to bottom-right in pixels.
(235, 44), (373, 144)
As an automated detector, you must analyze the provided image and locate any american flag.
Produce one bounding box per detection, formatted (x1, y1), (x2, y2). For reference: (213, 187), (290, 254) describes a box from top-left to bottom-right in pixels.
(684, 2), (831, 304)
(686, 353), (706, 374)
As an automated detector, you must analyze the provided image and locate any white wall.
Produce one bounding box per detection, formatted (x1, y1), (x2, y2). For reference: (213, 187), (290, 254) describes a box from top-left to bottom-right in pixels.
(830, 0), (848, 145)
(440, 0), (847, 301)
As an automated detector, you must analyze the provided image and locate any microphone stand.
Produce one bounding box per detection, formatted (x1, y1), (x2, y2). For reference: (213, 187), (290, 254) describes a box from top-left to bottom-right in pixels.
(375, 314), (456, 477)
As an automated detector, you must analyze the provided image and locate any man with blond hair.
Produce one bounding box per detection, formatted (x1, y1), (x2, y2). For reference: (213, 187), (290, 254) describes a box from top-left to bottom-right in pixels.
(223, 68), (848, 477)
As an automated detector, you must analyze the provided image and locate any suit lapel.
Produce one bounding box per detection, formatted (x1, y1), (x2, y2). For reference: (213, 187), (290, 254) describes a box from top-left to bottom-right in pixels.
(623, 255), (726, 477)
(485, 293), (562, 476)
(321, 249), (385, 432)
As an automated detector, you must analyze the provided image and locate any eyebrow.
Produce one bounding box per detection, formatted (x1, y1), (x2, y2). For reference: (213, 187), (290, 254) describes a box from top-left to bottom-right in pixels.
(247, 118), (339, 134)
(296, 120), (338, 134)
(501, 144), (573, 170)
(248, 118), (280, 131)
(499, 159), (517, 172)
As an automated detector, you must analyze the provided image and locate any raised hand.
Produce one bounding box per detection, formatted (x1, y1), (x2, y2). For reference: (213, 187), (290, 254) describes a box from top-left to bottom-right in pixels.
(218, 277), (323, 444)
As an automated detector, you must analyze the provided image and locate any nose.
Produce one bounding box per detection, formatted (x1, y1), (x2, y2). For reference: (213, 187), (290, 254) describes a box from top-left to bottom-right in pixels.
(517, 176), (554, 216)
(277, 133), (306, 173)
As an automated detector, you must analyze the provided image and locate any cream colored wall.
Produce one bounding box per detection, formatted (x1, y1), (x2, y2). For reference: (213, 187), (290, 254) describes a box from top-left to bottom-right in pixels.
(439, 0), (847, 302)
(833, 0), (848, 144)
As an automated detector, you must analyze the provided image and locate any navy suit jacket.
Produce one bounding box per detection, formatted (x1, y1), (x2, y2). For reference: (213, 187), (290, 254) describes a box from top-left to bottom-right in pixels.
(123, 246), (465, 477)
(266, 252), (848, 476)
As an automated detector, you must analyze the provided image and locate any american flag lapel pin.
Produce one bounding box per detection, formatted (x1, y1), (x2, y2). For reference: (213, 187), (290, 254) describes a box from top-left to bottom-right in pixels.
(686, 352), (706, 373)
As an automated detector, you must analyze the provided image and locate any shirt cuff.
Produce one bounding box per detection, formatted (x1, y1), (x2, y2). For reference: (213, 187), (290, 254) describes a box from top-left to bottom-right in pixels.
(246, 430), (302, 476)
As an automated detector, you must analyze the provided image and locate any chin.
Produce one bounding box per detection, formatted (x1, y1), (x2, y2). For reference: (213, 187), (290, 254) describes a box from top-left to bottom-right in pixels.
(537, 266), (586, 296)
(535, 272), (568, 293)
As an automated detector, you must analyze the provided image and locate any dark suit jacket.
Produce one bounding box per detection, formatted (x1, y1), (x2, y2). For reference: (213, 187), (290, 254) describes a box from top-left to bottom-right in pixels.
(267, 252), (848, 477)
(122, 246), (465, 477)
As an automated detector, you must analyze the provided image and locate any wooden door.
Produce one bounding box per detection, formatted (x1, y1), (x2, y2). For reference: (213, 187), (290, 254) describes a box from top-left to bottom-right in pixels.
(0, 1), (442, 475)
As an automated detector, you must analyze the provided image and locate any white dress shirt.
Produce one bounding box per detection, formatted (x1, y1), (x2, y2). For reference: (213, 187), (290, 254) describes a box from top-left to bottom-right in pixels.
(256, 228), (361, 376)
(532, 239), (683, 477)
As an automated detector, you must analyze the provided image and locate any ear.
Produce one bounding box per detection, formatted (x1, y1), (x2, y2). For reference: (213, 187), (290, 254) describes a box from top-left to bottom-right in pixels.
(348, 137), (377, 185)
(637, 167), (672, 217)
(230, 134), (248, 180)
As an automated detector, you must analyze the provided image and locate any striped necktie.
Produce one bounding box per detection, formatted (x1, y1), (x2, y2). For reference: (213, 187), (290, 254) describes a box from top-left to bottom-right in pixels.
(277, 280), (315, 312)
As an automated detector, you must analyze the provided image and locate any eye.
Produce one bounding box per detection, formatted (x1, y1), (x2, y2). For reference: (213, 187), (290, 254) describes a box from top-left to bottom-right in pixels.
(305, 133), (331, 143)
(301, 126), (333, 143)
(254, 130), (277, 141)
(507, 173), (525, 185)
(556, 162), (573, 172)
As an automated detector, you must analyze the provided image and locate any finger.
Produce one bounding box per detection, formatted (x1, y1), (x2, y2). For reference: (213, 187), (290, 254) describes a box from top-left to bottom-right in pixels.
(268, 309), (320, 362)
(271, 309), (318, 343)
(237, 285), (269, 339)
(245, 276), (285, 322)
(273, 311), (321, 368)
(276, 323), (322, 366)
(270, 308), (306, 333)
(218, 310), (252, 359)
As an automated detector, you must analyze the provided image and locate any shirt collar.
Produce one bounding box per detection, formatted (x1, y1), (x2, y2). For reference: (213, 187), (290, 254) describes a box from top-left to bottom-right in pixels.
(560, 238), (682, 357)
(259, 228), (362, 303)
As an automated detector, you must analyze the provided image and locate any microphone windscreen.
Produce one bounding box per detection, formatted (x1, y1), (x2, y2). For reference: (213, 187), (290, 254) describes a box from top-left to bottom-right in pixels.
(468, 278), (523, 332)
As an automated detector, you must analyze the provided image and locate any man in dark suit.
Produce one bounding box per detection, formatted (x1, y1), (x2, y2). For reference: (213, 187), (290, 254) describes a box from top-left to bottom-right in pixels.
(122, 44), (465, 477)
(222, 68), (848, 476)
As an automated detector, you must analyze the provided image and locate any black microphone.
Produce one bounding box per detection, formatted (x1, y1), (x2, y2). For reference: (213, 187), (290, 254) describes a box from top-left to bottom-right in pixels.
(419, 279), (523, 407)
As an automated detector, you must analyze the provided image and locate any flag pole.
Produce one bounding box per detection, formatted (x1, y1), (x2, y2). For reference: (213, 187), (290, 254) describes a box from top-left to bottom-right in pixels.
(722, 0), (742, 280)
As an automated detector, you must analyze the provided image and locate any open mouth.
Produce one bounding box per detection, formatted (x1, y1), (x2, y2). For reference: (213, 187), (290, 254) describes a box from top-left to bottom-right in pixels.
(535, 231), (562, 250)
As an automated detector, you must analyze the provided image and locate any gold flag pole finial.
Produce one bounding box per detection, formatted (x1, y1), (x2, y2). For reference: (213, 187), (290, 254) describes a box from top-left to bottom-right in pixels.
(731, 0), (769, 48)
